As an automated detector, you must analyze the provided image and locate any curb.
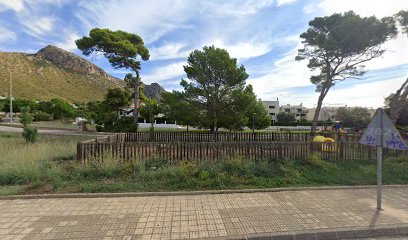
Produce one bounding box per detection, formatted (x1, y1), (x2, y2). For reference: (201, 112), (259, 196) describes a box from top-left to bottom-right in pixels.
(210, 224), (408, 240)
(1, 184), (407, 200)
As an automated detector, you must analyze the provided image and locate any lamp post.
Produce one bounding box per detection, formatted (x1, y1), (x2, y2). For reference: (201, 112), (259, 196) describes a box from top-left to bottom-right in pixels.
(8, 67), (12, 124)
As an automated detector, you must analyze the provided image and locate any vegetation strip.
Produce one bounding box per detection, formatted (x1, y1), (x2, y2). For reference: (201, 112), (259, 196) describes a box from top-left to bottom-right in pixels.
(1, 185), (407, 200)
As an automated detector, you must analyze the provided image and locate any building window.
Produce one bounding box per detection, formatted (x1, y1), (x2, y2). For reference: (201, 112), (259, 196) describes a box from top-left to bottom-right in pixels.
(297, 109), (302, 113)
(269, 113), (275, 116)
(268, 106), (275, 109)
(285, 109), (290, 113)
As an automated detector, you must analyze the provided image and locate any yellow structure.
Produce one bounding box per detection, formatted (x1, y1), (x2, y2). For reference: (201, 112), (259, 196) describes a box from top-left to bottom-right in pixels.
(313, 136), (337, 152)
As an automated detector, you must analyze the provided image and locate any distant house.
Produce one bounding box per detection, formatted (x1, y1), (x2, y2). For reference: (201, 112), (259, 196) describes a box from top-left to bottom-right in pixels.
(262, 99), (309, 124)
(262, 99), (280, 124)
(280, 103), (308, 121)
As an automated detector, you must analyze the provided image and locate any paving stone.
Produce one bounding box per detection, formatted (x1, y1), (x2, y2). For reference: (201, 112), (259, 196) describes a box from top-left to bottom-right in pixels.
(0, 187), (406, 239)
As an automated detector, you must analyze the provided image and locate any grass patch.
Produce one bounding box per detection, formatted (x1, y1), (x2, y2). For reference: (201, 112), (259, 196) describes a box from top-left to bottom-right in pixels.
(1, 132), (408, 195)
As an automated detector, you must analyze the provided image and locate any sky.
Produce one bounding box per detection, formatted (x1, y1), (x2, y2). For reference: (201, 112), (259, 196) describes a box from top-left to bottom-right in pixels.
(0, 0), (408, 108)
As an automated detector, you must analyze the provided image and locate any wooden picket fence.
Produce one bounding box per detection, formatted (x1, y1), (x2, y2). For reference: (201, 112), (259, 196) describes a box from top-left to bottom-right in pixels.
(115, 132), (362, 143)
(77, 140), (408, 164)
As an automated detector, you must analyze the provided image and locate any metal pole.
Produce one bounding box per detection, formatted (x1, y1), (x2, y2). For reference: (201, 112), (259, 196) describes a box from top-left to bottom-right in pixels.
(377, 146), (382, 210)
(377, 109), (384, 210)
(7, 67), (12, 124)
(252, 113), (255, 133)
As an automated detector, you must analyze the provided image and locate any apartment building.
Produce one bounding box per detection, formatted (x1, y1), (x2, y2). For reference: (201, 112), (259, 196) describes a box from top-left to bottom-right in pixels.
(262, 99), (280, 123)
(280, 103), (308, 121)
(262, 99), (309, 123)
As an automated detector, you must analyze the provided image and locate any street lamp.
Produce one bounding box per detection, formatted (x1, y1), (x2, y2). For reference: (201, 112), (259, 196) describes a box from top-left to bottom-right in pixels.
(1, 66), (12, 124)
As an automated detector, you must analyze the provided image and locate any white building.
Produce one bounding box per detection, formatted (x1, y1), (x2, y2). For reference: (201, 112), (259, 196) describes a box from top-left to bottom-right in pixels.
(280, 103), (308, 121)
(262, 99), (309, 124)
(262, 99), (280, 123)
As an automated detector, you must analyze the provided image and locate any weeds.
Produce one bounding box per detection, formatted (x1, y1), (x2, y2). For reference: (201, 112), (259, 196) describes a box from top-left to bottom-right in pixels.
(1, 133), (408, 195)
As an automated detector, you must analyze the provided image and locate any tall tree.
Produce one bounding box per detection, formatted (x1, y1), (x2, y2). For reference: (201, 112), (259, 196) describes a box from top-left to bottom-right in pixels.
(160, 91), (200, 131)
(140, 98), (162, 139)
(276, 112), (296, 125)
(182, 46), (249, 133)
(388, 10), (408, 123)
(335, 107), (371, 128)
(94, 88), (131, 131)
(249, 99), (271, 130)
(296, 11), (397, 134)
(76, 28), (149, 129)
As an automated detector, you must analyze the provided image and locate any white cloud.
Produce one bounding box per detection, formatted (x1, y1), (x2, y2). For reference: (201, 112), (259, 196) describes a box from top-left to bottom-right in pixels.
(210, 39), (273, 60)
(365, 35), (408, 70)
(325, 77), (406, 108)
(142, 62), (185, 84)
(0, 0), (67, 12)
(0, 0), (24, 12)
(247, 46), (314, 98)
(200, 0), (274, 16)
(0, 27), (17, 42)
(317, 0), (408, 18)
(149, 42), (191, 60)
(77, 0), (193, 44)
(20, 16), (55, 38)
(54, 32), (80, 51)
(277, 0), (298, 6)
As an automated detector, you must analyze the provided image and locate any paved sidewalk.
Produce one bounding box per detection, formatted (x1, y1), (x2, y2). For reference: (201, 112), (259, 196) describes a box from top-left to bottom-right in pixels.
(1, 187), (408, 239)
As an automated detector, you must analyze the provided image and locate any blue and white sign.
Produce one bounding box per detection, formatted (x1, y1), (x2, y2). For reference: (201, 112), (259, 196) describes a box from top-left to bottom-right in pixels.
(359, 108), (407, 210)
(359, 108), (407, 150)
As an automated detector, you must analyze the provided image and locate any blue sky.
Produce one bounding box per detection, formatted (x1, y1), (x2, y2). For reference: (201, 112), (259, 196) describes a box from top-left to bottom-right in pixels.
(1, 0), (408, 108)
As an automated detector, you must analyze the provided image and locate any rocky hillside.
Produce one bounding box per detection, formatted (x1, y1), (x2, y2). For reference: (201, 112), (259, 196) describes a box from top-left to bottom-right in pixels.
(0, 45), (166, 103)
(35, 45), (118, 82)
(143, 83), (165, 100)
(0, 46), (124, 102)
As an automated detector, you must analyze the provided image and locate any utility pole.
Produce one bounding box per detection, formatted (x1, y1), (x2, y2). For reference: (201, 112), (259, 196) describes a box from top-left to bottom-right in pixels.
(7, 67), (12, 124)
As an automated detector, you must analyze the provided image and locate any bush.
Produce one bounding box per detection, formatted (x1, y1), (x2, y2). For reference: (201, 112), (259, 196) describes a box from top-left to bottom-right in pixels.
(22, 126), (38, 143)
(34, 111), (53, 121)
(98, 117), (139, 132)
(19, 107), (34, 126)
(221, 156), (253, 176)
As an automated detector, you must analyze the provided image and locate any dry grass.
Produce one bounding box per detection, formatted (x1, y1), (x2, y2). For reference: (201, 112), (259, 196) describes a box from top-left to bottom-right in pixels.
(0, 52), (122, 102)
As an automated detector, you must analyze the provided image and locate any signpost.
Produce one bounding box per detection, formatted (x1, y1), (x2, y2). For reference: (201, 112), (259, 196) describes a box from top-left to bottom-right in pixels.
(359, 108), (408, 210)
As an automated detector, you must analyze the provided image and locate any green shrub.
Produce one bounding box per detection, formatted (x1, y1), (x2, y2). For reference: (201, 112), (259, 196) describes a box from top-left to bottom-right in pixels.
(221, 156), (253, 176)
(179, 161), (199, 179)
(252, 160), (282, 178)
(19, 107), (33, 127)
(34, 111), (53, 121)
(145, 157), (167, 170)
(198, 170), (209, 180)
(22, 126), (38, 143)
(305, 153), (337, 170)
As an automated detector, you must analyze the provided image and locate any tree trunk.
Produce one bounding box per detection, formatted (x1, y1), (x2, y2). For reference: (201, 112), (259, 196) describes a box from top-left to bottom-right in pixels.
(133, 72), (140, 130)
(149, 116), (154, 141)
(390, 78), (408, 124)
(311, 88), (328, 136)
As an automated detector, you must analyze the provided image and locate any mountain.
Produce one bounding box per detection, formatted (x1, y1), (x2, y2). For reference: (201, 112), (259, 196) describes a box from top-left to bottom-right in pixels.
(142, 83), (165, 100)
(0, 45), (123, 102)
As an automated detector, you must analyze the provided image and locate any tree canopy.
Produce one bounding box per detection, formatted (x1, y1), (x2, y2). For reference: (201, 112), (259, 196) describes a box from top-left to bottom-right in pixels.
(161, 46), (270, 132)
(335, 107), (371, 128)
(276, 112), (296, 125)
(180, 46), (249, 132)
(76, 28), (149, 128)
(296, 11), (397, 134)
